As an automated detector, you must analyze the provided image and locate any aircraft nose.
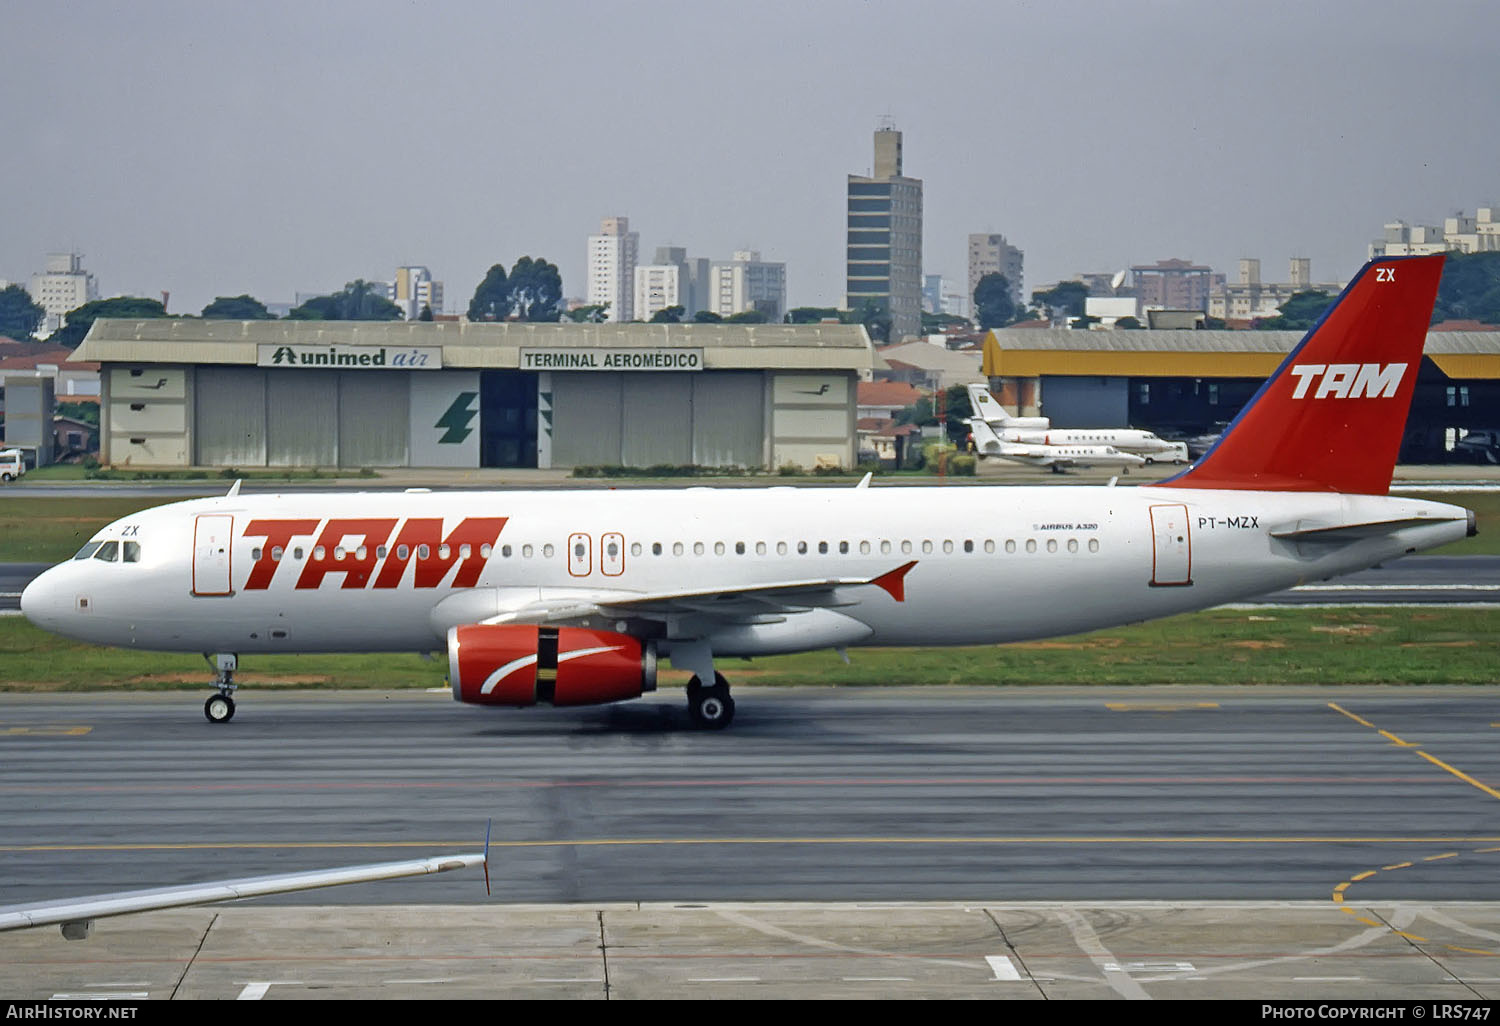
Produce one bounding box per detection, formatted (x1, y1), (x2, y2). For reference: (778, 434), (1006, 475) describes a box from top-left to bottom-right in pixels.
(20, 566), (68, 629)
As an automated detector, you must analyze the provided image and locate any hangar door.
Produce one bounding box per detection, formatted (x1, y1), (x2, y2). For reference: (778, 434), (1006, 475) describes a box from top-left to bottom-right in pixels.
(548, 372), (764, 469)
(195, 367), (267, 466)
(480, 371), (538, 468)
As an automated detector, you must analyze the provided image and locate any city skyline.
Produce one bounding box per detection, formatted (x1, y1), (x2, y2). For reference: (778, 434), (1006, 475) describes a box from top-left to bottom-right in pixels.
(3, 1), (1497, 319)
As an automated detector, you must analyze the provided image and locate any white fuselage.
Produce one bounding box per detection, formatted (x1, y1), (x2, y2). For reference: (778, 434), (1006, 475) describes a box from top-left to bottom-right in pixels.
(993, 426), (1176, 455)
(21, 485), (1471, 662)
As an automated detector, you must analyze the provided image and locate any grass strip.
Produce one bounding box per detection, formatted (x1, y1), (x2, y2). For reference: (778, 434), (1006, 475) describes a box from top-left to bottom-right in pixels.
(2, 607), (1496, 692)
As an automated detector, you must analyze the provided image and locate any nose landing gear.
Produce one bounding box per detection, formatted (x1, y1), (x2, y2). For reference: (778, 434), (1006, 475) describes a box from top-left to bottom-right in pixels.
(203, 653), (238, 723)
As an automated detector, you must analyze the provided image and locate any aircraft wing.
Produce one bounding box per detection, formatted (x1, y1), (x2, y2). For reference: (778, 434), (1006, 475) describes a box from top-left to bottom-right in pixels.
(0, 853), (485, 939)
(990, 443), (1067, 468)
(478, 562), (918, 627)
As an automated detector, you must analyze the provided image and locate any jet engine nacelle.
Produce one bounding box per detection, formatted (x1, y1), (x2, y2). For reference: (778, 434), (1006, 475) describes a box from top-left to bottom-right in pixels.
(448, 624), (656, 707)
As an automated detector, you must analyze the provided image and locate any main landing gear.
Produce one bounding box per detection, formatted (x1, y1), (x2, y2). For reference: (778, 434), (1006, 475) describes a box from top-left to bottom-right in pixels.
(686, 673), (735, 730)
(203, 653), (238, 724)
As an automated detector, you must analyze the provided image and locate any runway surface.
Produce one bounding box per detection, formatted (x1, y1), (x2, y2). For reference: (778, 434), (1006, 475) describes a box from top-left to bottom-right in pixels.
(4, 686), (1500, 999)
(4, 686), (1500, 905)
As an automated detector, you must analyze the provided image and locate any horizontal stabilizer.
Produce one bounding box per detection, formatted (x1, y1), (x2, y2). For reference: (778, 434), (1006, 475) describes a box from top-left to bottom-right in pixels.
(1270, 516), (1465, 543)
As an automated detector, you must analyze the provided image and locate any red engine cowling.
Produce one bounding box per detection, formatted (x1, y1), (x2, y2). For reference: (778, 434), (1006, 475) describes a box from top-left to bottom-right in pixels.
(448, 624), (656, 707)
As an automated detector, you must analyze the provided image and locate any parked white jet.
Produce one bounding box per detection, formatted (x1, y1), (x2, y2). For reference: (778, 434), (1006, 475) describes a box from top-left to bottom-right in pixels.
(965, 382), (1179, 458)
(21, 255), (1473, 730)
(967, 417), (1149, 472)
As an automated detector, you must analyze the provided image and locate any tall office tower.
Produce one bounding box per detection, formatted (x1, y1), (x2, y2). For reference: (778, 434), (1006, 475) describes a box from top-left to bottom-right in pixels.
(389, 265), (444, 319)
(587, 216), (639, 321)
(709, 250), (787, 321)
(967, 233), (1024, 307)
(29, 253), (99, 336)
(846, 122), (923, 341)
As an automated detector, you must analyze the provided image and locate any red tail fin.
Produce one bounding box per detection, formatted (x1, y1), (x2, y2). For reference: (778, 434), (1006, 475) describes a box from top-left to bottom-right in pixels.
(1159, 254), (1444, 494)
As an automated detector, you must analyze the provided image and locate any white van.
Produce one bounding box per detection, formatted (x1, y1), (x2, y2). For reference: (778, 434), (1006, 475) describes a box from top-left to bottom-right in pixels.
(1144, 441), (1190, 466)
(0, 449), (26, 482)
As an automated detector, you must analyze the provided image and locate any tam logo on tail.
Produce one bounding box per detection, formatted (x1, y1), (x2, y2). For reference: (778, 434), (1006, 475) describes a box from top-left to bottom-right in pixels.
(1160, 254), (1444, 495)
(1288, 362), (1406, 400)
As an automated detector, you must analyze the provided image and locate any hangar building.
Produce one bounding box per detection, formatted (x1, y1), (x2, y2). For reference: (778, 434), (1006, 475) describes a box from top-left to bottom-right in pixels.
(74, 320), (876, 471)
(981, 327), (1500, 462)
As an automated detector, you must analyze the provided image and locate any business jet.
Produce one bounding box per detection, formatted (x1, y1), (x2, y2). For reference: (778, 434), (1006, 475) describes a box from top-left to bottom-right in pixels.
(20, 255), (1474, 730)
(966, 382), (1178, 457)
(967, 417), (1149, 472)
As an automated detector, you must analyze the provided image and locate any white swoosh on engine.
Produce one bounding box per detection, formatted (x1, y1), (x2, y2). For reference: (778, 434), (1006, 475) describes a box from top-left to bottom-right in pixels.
(479, 645), (625, 695)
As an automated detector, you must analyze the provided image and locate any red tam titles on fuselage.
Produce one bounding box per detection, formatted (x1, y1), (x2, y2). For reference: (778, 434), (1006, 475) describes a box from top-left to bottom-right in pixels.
(242, 517), (507, 590)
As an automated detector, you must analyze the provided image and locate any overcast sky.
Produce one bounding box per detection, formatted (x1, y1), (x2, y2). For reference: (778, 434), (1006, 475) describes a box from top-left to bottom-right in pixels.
(3, 0), (1497, 316)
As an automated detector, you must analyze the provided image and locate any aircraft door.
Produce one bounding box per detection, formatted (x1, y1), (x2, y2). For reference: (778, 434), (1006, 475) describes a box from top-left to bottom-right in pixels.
(1148, 503), (1192, 587)
(568, 532), (591, 577)
(601, 532), (624, 576)
(193, 514), (234, 596)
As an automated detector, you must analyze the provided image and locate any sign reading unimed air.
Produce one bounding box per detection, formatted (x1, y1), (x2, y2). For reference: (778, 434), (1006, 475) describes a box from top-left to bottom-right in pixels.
(520, 348), (704, 372)
(258, 344), (442, 370)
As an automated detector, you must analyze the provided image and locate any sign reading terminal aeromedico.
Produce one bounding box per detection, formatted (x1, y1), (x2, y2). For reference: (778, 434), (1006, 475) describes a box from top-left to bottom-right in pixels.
(520, 348), (704, 371)
(257, 344), (442, 369)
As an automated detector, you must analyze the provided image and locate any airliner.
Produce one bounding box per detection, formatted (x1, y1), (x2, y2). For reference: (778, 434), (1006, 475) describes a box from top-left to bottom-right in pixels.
(966, 382), (1179, 457)
(20, 255), (1473, 730)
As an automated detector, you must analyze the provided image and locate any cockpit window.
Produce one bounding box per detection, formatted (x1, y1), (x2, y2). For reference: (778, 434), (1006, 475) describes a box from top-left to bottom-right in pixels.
(123, 541), (141, 563)
(93, 541), (120, 562)
(73, 541), (104, 560)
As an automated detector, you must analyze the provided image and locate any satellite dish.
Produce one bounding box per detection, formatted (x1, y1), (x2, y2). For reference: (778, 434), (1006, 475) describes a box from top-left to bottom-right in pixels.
(1110, 270), (1127, 291)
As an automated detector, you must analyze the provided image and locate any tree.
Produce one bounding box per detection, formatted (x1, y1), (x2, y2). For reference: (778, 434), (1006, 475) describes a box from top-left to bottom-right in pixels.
(508, 256), (563, 322)
(973, 273), (1016, 329)
(725, 309), (769, 323)
(896, 384), (973, 446)
(1432, 251), (1500, 325)
(50, 296), (169, 348)
(468, 264), (512, 321)
(786, 306), (850, 324)
(287, 281), (402, 321)
(201, 294), (274, 319)
(1030, 281), (1089, 321)
(650, 305), (684, 323)
(921, 310), (973, 333)
(564, 303), (609, 323)
(0, 284), (45, 340)
(853, 299), (892, 343)
(1114, 316), (1143, 330)
(692, 309), (723, 323)
(1253, 290), (1334, 331)
(419, 304), (434, 322)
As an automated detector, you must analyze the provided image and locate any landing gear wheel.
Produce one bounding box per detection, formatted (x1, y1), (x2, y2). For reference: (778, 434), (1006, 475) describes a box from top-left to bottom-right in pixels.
(686, 674), (735, 730)
(204, 693), (235, 724)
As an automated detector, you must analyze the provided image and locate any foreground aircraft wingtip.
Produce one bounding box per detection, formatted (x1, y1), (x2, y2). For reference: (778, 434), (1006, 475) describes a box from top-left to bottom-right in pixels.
(871, 560), (918, 602)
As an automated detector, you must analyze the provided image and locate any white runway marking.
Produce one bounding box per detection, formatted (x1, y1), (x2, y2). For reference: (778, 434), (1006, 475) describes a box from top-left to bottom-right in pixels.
(986, 955), (1022, 980)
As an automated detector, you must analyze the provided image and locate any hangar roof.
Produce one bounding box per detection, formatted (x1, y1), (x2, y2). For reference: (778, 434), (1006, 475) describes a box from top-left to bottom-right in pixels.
(981, 328), (1500, 379)
(73, 319), (878, 373)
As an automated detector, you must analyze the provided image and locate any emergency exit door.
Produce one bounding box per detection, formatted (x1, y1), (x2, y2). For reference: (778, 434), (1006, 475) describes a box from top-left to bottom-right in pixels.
(1148, 504), (1192, 587)
(193, 514), (234, 596)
